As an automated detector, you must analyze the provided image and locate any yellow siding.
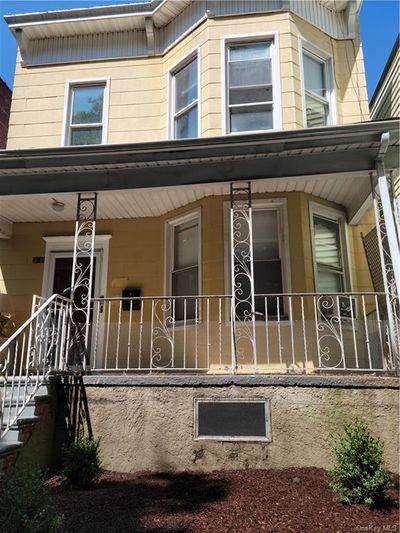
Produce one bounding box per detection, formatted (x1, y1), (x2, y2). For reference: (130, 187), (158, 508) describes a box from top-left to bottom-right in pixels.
(0, 192), (372, 327)
(7, 12), (369, 149)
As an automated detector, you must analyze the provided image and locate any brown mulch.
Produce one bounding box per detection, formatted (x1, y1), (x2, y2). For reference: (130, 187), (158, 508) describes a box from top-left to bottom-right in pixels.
(50, 468), (399, 533)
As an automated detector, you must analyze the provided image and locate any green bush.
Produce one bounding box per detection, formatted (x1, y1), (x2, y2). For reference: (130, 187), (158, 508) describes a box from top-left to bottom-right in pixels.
(62, 436), (102, 489)
(328, 419), (392, 506)
(0, 466), (62, 533)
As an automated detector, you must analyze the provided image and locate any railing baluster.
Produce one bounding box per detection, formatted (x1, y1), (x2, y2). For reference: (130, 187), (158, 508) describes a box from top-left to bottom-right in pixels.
(264, 297), (269, 368)
(313, 295), (321, 369)
(349, 294), (359, 369)
(374, 294), (385, 369)
(301, 296), (308, 372)
(116, 299), (122, 370)
(277, 297), (282, 368)
(150, 299), (155, 370)
(127, 299), (133, 371)
(362, 295), (373, 370)
(206, 298), (210, 370)
(336, 295), (345, 370)
(218, 298), (222, 368)
(138, 299), (144, 370)
(104, 300), (111, 370)
(289, 296), (295, 368)
(172, 298), (175, 369)
(92, 300), (101, 369)
(195, 298), (199, 370)
(183, 299), (187, 370)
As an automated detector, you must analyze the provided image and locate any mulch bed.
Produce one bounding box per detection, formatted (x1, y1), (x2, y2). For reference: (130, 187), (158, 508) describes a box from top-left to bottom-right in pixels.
(50, 468), (399, 533)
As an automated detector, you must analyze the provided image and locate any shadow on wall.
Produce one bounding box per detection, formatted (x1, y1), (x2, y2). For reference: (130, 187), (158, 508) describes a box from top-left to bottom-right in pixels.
(53, 375), (93, 467)
(58, 470), (229, 533)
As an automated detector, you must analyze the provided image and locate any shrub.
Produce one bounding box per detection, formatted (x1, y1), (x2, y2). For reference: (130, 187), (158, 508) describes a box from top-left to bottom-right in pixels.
(0, 466), (62, 533)
(328, 418), (392, 506)
(62, 437), (102, 489)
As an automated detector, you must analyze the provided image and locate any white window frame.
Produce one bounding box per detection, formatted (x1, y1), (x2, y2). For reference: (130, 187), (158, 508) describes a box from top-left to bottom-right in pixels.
(164, 208), (202, 304)
(61, 77), (110, 147)
(309, 202), (351, 294)
(223, 198), (291, 319)
(168, 48), (200, 140)
(221, 32), (282, 135)
(299, 38), (337, 128)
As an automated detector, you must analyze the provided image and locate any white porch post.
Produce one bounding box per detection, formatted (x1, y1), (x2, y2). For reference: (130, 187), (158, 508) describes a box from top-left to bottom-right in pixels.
(68, 193), (97, 371)
(230, 182), (257, 371)
(373, 164), (400, 371)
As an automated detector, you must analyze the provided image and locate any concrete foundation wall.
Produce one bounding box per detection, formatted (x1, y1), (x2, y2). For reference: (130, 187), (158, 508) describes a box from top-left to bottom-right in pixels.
(82, 375), (399, 474)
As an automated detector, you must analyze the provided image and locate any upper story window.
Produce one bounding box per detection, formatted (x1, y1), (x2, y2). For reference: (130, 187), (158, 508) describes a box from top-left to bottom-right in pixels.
(301, 44), (335, 128)
(226, 40), (276, 134)
(171, 56), (198, 139)
(64, 81), (109, 146)
(310, 205), (349, 293)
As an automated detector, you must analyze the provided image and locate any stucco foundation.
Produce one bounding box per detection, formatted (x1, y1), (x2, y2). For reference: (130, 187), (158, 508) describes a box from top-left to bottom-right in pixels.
(80, 375), (399, 474)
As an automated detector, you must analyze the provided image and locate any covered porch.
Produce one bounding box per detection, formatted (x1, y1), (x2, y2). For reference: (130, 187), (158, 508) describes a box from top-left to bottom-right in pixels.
(0, 121), (399, 377)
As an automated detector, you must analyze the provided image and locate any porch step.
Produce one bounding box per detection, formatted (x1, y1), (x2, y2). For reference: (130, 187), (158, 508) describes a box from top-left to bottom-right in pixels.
(0, 377), (54, 469)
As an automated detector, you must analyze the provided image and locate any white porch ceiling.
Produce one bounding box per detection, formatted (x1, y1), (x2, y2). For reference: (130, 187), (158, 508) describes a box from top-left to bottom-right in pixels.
(0, 173), (371, 224)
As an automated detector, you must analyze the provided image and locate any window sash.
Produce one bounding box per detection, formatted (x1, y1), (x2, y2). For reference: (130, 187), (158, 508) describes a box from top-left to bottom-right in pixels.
(172, 57), (198, 139)
(226, 41), (274, 133)
(68, 84), (105, 146)
(302, 50), (331, 128)
(312, 212), (347, 293)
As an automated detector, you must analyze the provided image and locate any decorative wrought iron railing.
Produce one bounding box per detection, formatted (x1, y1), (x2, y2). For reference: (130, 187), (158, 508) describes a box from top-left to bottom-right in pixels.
(90, 292), (397, 374)
(0, 294), (71, 439)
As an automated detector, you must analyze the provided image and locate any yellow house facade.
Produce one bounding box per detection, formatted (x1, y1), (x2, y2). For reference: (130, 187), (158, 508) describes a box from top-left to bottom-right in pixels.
(0, 0), (398, 376)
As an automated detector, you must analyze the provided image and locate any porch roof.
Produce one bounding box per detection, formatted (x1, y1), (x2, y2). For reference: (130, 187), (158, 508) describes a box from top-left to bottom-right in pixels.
(0, 120), (398, 222)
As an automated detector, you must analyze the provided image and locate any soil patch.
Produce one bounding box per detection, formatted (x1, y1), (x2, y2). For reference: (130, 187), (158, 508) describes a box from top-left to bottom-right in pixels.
(50, 467), (399, 533)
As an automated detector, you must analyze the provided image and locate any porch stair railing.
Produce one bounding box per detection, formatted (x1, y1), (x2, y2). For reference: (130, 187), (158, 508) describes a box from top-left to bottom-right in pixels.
(0, 294), (71, 440)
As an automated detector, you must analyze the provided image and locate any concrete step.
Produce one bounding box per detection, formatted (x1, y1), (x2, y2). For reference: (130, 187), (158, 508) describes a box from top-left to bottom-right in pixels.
(0, 440), (23, 457)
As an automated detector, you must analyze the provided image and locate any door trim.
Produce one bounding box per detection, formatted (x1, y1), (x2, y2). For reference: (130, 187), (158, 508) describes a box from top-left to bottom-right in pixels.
(42, 235), (111, 369)
(42, 234), (111, 298)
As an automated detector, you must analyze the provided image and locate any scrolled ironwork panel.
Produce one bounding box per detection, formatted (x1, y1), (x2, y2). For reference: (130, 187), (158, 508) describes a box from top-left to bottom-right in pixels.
(68, 193), (97, 370)
(230, 183), (257, 369)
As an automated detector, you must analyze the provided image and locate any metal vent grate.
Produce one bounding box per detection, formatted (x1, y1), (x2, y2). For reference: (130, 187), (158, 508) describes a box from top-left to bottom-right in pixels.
(194, 398), (271, 441)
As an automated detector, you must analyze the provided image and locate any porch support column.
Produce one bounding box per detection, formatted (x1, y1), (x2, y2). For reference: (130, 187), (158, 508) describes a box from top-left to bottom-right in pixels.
(372, 152), (400, 370)
(230, 182), (257, 372)
(68, 193), (97, 371)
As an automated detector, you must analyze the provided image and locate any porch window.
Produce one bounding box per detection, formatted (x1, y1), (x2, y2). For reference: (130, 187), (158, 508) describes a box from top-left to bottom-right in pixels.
(302, 47), (334, 128)
(227, 202), (288, 318)
(171, 56), (198, 139)
(65, 82), (108, 145)
(167, 212), (200, 320)
(226, 41), (274, 133)
(311, 210), (348, 293)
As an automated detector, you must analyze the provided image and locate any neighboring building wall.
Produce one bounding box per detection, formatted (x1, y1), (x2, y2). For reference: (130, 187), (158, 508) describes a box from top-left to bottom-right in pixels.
(7, 13), (369, 149)
(0, 192), (372, 328)
(370, 35), (400, 120)
(0, 78), (12, 149)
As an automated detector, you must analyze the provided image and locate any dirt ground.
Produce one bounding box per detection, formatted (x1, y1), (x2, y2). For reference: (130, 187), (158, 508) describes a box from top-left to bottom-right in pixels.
(51, 468), (399, 533)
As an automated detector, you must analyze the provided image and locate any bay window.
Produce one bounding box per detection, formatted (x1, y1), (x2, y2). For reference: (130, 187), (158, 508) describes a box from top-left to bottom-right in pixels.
(226, 40), (276, 133)
(301, 45), (334, 128)
(171, 56), (198, 139)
